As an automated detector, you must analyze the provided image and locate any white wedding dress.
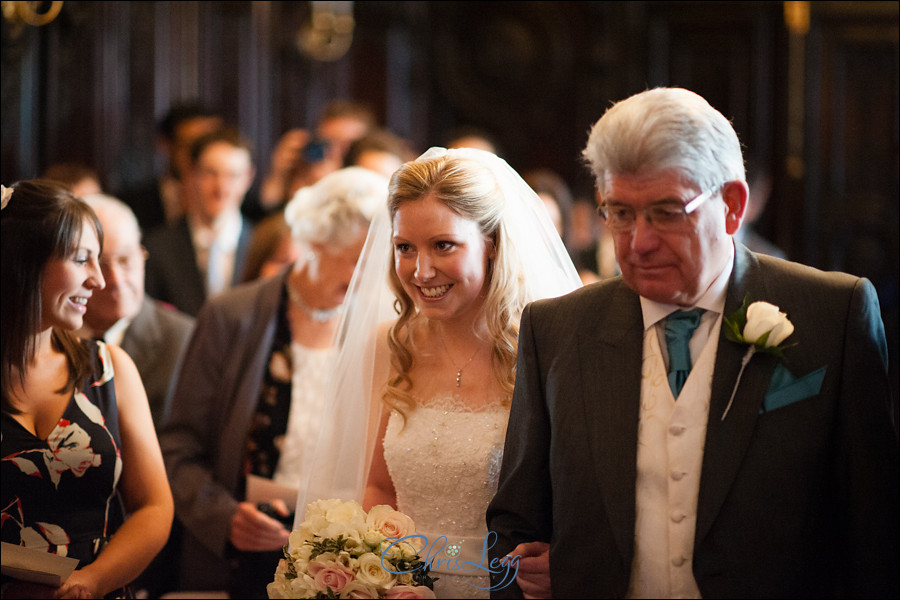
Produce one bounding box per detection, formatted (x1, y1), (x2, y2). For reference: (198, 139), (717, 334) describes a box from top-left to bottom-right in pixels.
(382, 394), (508, 599)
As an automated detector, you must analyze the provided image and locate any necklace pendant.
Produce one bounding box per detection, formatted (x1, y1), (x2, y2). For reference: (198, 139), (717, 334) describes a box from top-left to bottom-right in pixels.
(456, 369), (462, 387)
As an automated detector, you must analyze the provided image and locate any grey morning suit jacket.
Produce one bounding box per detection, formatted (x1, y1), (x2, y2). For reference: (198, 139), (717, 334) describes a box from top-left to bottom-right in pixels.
(120, 296), (194, 428)
(158, 269), (286, 590)
(487, 243), (899, 598)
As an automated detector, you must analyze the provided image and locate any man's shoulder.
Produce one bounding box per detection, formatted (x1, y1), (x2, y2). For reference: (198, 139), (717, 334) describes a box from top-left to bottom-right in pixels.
(531, 277), (630, 311)
(755, 253), (862, 292)
(145, 297), (195, 330)
(143, 217), (189, 247)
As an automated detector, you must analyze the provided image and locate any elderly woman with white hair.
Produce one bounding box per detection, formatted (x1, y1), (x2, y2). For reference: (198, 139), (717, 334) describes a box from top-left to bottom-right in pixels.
(158, 167), (389, 598)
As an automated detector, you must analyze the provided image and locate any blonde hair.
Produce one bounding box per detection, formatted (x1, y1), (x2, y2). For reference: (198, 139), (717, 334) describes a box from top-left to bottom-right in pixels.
(383, 154), (529, 419)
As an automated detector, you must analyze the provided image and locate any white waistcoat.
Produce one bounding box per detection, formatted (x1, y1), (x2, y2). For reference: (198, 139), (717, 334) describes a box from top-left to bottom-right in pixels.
(626, 316), (722, 599)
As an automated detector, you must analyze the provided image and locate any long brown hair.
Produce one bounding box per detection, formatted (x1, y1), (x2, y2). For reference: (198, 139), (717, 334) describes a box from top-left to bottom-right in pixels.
(1, 179), (104, 410)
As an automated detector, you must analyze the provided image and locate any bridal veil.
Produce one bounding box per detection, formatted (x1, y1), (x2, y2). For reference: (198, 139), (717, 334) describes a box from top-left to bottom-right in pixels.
(293, 147), (583, 526)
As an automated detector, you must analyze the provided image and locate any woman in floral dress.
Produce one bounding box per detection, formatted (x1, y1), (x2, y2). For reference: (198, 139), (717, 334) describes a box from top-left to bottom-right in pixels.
(1, 180), (173, 598)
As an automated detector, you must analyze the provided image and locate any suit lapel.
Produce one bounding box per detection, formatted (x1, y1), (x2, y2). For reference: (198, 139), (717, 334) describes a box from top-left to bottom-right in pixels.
(120, 298), (161, 368)
(174, 218), (208, 312)
(231, 217), (253, 287)
(696, 243), (777, 544)
(579, 280), (643, 567)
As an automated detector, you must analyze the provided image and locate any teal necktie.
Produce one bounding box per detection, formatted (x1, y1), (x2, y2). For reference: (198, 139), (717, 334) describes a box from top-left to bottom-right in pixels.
(664, 309), (705, 398)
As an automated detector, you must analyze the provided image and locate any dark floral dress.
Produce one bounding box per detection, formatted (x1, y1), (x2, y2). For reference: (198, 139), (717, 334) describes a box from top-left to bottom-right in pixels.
(2, 340), (126, 589)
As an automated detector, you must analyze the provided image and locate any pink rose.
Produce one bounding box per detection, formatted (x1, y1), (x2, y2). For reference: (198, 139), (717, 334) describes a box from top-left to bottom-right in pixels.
(366, 505), (416, 540)
(308, 554), (355, 593)
(385, 585), (436, 599)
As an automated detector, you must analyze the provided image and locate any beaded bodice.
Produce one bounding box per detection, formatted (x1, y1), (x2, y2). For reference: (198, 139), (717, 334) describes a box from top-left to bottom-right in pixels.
(382, 395), (508, 537)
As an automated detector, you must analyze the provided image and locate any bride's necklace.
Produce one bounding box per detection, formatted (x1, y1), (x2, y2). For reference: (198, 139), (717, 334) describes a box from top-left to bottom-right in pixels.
(438, 329), (480, 388)
(286, 281), (340, 323)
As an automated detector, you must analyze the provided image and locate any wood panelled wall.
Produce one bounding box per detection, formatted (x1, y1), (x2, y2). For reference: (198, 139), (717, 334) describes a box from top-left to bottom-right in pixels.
(2, 0), (898, 398)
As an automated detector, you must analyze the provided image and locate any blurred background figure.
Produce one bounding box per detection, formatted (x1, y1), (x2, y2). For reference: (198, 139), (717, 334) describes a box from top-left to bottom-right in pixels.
(343, 126), (417, 178)
(78, 193), (195, 428)
(259, 99), (377, 211)
(523, 168), (574, 249)
(118, 102), (224, 233)
(158, 167), (388, 598)
(738, 161), (788, 259)
(524, 168), (603, 285)
(241, 210), (300, 283)
(144, 127), (256, 316)
(570, 193), (615, 284)
(42, 162), (103, 198)
(445, 125), (501, 155)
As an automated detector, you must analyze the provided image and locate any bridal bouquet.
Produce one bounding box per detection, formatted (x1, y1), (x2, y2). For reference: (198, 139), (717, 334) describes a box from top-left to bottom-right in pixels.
(267, 499), (437, 599)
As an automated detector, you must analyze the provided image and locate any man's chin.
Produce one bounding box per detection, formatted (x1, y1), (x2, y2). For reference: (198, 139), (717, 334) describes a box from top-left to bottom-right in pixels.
(628, 279), (684, 305)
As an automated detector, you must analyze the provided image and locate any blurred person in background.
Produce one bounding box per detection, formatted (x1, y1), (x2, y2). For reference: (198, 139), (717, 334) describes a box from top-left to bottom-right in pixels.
(77, 193), (194, 428)
(445, 125), (501, 156)
(158, 167), (388, 598)
(118, 102), (223, 233)
(43, 162), (103, 198)
(258, 99), (377, 211)
(144, 127), (256, 317)
(240, 210), (300, 283)
(344, 126), (417, 178)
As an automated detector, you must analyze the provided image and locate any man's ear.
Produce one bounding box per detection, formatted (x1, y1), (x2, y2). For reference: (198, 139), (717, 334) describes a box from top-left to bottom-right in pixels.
(722, 180), (749, 236)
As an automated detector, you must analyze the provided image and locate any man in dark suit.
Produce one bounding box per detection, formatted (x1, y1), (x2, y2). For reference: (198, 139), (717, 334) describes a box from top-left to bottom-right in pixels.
(144, 127), (255, 316)
(487, 88), (898, 598)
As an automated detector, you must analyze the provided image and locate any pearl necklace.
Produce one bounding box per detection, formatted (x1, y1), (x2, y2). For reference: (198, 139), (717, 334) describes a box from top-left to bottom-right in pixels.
(286, 281), (340, 323)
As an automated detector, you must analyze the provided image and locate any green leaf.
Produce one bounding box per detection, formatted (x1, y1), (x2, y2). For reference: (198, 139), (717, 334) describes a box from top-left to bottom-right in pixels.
(724, 296), (752, 345)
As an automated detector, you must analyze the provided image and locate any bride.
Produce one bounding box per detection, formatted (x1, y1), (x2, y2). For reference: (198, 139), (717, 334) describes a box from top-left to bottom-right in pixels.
(296, 147), (581, 598)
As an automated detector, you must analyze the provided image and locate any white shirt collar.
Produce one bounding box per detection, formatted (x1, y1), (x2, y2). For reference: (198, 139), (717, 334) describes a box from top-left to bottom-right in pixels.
(640, 240), (734, 330)
(189, 210), (242, 252)
(76, 314), (133, 346)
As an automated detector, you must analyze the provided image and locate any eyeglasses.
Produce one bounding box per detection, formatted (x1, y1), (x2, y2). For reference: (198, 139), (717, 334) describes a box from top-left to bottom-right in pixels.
(99, 246), (149, 272)
(597, 186), (720, 233)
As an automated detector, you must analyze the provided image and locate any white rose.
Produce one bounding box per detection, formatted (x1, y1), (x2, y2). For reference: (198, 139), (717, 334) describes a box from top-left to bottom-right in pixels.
(355, 552), (397, 590)
(364, 527), (385, 547)
(296, 499), (367, 540)
(325, 499), (368, 524)
(267, 560), (291, 599)
(743, 301), (794, 347)
(366, 505), (416, 540)
(289, 573), (319, 598)
(290, 543), (314, 574)
(322, 519), (367, 542)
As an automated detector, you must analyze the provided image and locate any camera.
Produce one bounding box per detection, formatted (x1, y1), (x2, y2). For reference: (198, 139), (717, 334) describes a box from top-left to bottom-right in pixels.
(257, 502), (295, 528)
(302, 137), (330, 163)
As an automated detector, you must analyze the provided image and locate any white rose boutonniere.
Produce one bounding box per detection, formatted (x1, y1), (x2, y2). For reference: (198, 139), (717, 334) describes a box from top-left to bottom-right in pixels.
(721, 299), (795, 420)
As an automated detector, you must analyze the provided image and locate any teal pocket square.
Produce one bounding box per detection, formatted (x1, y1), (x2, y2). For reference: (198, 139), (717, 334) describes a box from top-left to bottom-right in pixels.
(761, 364), (827, 413)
